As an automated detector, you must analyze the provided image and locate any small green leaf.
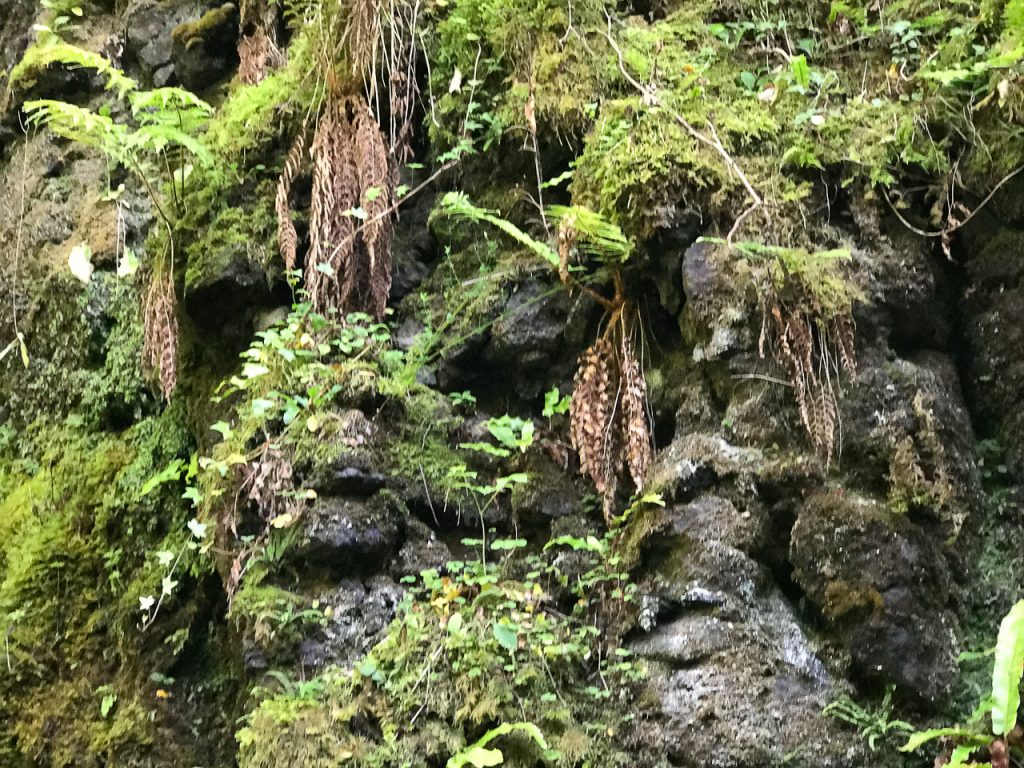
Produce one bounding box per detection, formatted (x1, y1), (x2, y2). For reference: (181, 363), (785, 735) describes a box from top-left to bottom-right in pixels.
(493, 621), (519, 652)
(100, 692), (116, 718)
(789, 54), (811, 89)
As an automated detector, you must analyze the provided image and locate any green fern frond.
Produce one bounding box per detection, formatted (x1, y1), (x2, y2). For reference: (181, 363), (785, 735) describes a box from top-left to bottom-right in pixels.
(441, 191), (559, 267)
(23, 99), (129, 160)
(8, 40), (136, 97)
(547, 204), (631, 261)
(130, 88), (214, 119)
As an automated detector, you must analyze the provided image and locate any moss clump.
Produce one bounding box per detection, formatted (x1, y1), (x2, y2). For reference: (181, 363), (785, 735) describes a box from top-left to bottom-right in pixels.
(171, 3), (238, 48)
(0, 400), (222, 767)
(381, 384), (464, 487)
(182, 183), (278, 295)
(229, 581), (326, 655)
(823, 579), (885, 620)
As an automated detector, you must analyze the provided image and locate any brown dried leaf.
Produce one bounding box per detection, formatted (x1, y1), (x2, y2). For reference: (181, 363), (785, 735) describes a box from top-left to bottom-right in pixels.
(276, 130), (307, 270)
(619, 335), (652, 491)
(142, 268), (179, 400)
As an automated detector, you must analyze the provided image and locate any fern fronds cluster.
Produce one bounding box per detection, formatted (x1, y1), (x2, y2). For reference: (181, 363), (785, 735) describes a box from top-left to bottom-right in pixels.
(758, 281), (857, 465)
(571, 326), (652, 522)
(276, 93), (394, 319)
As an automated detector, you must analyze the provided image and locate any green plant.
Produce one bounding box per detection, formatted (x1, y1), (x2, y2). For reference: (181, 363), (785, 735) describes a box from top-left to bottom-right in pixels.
(900, 601), (1024, 766)
(446, 721), (553, 768)
(824, 685), (912, 750)
(22, 45), (215, 236)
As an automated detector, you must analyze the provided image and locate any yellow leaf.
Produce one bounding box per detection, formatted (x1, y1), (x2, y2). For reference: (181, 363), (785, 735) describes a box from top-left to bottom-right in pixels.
(270, 513), (295, 529)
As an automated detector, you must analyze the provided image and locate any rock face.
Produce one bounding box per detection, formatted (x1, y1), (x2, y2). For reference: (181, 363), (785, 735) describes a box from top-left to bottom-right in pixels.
(2, 0), (1023, 766)
(125, 0), (237, 87)
(790, 491), (958, 702)
(961, 183), (1024, 474)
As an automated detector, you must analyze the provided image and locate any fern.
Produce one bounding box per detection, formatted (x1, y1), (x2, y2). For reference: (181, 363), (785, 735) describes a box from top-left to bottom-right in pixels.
(441, 191), (559, 267)
(8, 39), (136, 96)
(547, 204), (630, 261)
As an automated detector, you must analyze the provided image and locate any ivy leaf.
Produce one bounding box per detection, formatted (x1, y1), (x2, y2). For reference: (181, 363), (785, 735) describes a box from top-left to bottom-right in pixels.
(68, 243), (94, 284)
(210, 421), (232, 440)
(117, 247), (139, 277)
(100, 693), (116, 718)
(161, 575), (178, 596)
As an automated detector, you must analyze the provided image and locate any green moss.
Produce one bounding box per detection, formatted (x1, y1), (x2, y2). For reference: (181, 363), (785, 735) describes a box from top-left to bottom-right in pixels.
(823, 579), (885, 620)
(229, 582), (325, 653)
(0, 399), (214, 766)
(182, 184), (278, 294)
(382, 384), (464, 487)
(171, 3), (237, 47)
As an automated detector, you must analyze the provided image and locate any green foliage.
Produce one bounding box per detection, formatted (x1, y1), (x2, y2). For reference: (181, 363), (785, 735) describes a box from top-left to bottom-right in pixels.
(991, 600), (1024, 736)
(447, 721), (552, 768)
(237, 520), (642, 768)
(823, 686), (913, 750)
(542, 387), (571, 418)
(900, 601), (1024, 763)
(8, 39), (135, 96)
(441, 192), (559, 267)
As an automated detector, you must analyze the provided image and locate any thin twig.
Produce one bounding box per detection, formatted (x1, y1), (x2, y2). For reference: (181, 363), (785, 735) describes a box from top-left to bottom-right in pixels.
(883, 165), (1024, 238)
(600, 11), (762, 224)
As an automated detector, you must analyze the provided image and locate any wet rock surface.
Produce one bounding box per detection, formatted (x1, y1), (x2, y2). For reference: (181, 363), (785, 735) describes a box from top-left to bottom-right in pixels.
(790, 491), (958, 702)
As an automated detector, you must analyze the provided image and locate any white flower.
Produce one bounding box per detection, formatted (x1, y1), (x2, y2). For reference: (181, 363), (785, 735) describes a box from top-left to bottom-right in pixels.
(139, 595), (155, 612)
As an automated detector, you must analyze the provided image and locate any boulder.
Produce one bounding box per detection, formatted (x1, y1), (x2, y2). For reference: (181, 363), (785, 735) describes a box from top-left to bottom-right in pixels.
(299, 576), (403, 669)
(292, 494), (403, 575)
(790, 490), (958, 702)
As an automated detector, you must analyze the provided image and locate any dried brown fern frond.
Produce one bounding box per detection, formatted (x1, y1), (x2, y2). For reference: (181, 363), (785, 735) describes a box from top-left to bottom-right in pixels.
(142, 268), (179, 400)
(352, 100), (393, 318)
(246, 445), (297, 523)
(571, 338), (619, 521)
(307, 94), (360, 312)
(238, 26), (285, 85)
(835, 314), (857, 373)
(343, 0), (381, 80)
(237, 0), (284, 85)
(275, 130), (307, 271)
(304, 92), (395, 319)
(619, 334), (652, 491)
(763, 293), (853, 465)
